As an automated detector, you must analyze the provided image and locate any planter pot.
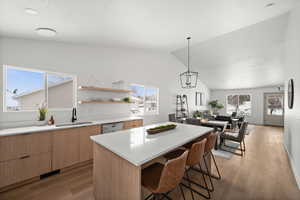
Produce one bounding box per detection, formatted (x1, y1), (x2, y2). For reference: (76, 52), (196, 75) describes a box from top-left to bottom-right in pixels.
(36, 120), (46, 126)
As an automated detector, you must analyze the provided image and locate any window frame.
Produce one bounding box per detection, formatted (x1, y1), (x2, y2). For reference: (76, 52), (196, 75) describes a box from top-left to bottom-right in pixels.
(226, 94), (252, 116)
(3, 65), (77, 112)
(130, 84), (159, 116)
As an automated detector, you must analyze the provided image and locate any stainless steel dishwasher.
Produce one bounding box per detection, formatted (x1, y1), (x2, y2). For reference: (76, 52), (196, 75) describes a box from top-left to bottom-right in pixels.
(102, 122), (124, 134)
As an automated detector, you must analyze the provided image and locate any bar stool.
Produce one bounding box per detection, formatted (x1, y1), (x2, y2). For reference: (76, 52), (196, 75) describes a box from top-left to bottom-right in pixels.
(142, 150), (189, 200)
(164, 139), (211, 199)
(200, 133), (221, 192)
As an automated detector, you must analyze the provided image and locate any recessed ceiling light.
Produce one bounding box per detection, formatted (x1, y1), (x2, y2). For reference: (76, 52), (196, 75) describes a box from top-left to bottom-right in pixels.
(265, 3), (275, 7)
(25, 8), (38, 15)
(35, 28), (57, 37)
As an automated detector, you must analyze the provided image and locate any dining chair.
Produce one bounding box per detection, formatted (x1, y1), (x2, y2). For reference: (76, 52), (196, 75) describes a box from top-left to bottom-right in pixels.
(142, 150), (189, 200)
(220, 122), (248, 156)
(164, 139), (211, 199)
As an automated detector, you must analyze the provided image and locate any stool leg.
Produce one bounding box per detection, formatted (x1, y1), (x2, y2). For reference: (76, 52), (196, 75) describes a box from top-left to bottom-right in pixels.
(199, 163), (211, 199)
(145, 194), (154, 200)
(185, 170), (195, 200)
(210, 151), (221, 179)
(203, 154), (214, 192)
(179, 184), (186, 200)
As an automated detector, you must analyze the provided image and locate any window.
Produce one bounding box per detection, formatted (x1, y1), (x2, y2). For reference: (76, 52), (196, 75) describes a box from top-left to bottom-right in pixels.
(3, 65), (76, 112)
(47, 73), (74, 109)
(130, 84), (159, 115)
(227, 94), (251, 116)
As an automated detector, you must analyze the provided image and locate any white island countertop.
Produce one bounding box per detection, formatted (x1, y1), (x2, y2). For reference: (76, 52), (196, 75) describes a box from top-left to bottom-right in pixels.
(0, 117), (142, 137)
(90, 122), (213, 166)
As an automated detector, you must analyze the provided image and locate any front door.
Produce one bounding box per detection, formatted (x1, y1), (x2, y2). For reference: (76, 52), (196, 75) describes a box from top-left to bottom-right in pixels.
(264, 92), (284, 126)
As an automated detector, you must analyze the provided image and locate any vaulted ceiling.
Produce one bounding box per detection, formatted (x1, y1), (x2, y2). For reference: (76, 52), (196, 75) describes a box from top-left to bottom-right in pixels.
(172, 13), (289, 89)
(0, 0), (295, 50)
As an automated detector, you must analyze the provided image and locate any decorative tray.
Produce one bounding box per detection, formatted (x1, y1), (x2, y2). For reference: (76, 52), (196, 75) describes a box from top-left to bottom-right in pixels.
(146, 124), (177, 134)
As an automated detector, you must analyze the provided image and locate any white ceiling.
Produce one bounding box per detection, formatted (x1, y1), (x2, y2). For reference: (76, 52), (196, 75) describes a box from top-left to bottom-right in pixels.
(172, 13), (289, 89)
(0, 0), (296, 51)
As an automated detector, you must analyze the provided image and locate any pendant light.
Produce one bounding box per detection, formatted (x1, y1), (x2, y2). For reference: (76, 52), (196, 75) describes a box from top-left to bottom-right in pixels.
(180, 37), (198, 89)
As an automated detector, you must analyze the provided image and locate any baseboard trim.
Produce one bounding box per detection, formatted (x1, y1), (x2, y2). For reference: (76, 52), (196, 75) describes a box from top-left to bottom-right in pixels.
(284, 143), (300, 189)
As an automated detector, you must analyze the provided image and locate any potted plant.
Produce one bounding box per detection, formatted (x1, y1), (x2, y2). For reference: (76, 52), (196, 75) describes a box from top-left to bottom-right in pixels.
(193, 110), (203, 119)
(208, 100), (224, 115)
(122, 97), (131, 103)
(37, 102), (47, 126)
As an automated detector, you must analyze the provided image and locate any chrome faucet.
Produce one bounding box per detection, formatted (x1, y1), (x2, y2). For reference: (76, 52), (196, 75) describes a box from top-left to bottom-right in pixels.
(71, 108), (77, 123)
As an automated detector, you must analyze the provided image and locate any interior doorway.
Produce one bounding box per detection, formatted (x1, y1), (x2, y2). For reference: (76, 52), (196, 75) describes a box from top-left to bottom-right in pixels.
(264, 92), (284, 126)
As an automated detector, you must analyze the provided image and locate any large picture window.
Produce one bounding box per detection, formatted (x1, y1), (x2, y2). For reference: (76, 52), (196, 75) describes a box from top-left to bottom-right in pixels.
(3, 65), (76, 112)
(130, 84), (159, 116)
(227, 94), (251, 116)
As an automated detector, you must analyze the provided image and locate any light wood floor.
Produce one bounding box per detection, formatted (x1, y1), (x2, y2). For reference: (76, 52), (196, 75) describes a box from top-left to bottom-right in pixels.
(0, 125), (299, 200)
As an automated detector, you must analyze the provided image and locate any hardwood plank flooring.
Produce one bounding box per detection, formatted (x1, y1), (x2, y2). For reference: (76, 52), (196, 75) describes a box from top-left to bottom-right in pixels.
(0, 125), (299, 200)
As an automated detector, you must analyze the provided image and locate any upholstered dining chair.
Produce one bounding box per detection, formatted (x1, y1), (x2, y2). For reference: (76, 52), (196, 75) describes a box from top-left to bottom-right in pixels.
(142, 150), (189, 200)
(164, 139), (211, 200)
(220, 122), (248, 156)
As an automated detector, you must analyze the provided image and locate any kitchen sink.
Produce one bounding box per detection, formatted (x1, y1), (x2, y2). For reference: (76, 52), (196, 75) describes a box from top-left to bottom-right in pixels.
(55, 121), (93, 127)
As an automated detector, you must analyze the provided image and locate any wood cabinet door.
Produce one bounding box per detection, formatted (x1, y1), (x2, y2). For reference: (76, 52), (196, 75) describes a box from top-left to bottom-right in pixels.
(79, 125), (101, 162)
(0, 132), (52, 162)
(0, 153), (51, 188)
(52, 128), (80, 170)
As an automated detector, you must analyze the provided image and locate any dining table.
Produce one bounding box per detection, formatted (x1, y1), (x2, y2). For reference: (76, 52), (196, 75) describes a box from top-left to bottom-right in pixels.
(90, 122), (213, 200)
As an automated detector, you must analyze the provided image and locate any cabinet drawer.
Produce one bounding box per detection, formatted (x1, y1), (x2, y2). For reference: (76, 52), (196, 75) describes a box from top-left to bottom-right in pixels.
(0, 153), (51, 188)
(0, 132), (52, 162)
(132, 120), (143, 127)
(123, 120), (143, 129)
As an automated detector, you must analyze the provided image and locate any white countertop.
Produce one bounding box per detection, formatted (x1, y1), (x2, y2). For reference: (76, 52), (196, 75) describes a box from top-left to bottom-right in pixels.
(90, 122), (213, 166)
(0, 117), (142, 137)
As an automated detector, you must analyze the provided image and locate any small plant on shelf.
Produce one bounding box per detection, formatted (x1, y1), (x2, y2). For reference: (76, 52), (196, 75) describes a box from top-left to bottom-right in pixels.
(122, 97), (131, 103)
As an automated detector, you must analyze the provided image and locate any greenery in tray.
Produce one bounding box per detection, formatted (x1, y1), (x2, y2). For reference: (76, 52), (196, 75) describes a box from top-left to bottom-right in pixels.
(148, 124), (176, 131)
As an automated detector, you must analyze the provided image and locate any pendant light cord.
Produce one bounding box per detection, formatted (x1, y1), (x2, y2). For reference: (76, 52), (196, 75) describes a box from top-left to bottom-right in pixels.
(187, 37), (191, 73)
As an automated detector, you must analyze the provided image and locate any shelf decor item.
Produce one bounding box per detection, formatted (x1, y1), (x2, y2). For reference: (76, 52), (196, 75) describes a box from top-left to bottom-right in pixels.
(288, 78), (294, 109)
(180, 37), (199, 89)
(146, 124), (177, 134)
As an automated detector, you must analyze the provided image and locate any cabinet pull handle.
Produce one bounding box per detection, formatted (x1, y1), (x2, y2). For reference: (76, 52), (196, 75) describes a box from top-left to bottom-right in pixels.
(20, 155), (30, 159)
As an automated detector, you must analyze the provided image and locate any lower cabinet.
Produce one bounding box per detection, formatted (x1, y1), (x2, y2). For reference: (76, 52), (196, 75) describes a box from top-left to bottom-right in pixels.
(52, 125), (101, 170)
(52, 128), (80, 170)
(0, 153), (51, 188)
(79, 125), (102, 162)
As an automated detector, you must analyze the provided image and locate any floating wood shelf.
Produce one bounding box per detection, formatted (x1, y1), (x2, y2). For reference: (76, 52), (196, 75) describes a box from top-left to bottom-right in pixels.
(78, 100), (132, 105)
(78, 86), (132, 93)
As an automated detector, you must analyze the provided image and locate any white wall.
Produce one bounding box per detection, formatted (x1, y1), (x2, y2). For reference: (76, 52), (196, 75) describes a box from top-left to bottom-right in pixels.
(210, 86), (284, 125)
(283, 2), (300, 189)
(0, 37), (210, 128)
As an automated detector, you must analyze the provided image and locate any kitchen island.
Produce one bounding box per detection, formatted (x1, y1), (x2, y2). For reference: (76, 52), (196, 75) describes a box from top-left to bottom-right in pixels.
(91, 122), (213, 200)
